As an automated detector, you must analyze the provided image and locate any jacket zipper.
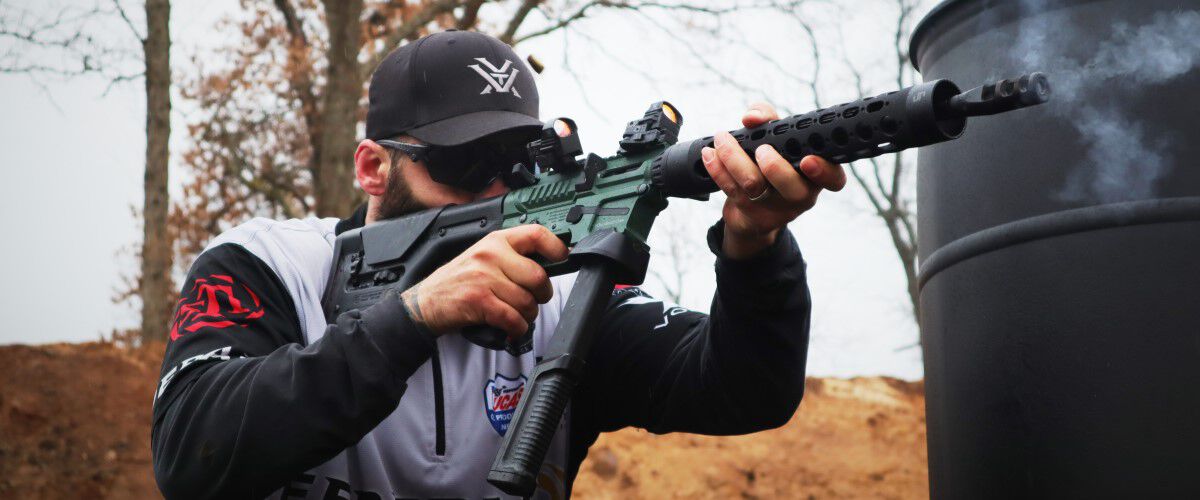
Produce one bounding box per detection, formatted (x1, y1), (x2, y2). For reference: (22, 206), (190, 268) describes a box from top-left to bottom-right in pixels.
(430, 348), (446, 456)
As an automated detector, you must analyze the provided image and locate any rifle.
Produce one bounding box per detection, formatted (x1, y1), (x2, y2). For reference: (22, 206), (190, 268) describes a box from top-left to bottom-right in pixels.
(320, 72), (1050, 497)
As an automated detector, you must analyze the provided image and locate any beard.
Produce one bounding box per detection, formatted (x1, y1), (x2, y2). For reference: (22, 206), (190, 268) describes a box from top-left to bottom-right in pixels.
(376, 161), (427, 220)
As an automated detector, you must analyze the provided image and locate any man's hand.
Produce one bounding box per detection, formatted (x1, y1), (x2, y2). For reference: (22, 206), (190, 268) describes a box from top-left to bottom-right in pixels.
(400, 224), (569, 338)
(701, 102), (847, 259)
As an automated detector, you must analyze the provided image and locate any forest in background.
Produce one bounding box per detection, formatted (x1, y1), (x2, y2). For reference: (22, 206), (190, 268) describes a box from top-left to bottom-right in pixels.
(0, 0), (926, 353)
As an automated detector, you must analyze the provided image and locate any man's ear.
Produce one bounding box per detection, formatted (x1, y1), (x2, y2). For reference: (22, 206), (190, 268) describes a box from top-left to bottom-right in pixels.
(355, 140), (391, 197)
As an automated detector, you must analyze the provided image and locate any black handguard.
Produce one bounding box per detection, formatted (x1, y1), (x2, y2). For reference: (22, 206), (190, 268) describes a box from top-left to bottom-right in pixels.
(318, 72), (1051, 498)
(652, 72), (1050, 199)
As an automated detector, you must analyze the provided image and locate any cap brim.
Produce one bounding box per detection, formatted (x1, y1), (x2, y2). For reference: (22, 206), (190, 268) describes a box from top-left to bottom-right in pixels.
(407, 109), (543, 147)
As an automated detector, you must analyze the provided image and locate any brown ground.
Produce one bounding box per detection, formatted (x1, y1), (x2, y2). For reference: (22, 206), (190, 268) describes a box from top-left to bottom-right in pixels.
(0, 343), (927, 499)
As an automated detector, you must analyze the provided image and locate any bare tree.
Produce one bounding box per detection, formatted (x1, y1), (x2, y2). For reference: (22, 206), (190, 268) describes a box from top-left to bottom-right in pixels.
(104, 0), (175, 344)
(779, 0), (924, 347)
(838, 0), (921, 326)
(0, 2), (141, 90)
(138, 0), (173, 344)
(628, 0), (926, 352)
(0, 1), (172, 344)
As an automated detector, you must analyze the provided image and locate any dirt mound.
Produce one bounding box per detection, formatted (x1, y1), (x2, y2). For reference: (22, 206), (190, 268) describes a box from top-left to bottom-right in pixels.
(0, 343), (927, 499)
(0, 342), (163, 499)
(573, 377), (928, 499)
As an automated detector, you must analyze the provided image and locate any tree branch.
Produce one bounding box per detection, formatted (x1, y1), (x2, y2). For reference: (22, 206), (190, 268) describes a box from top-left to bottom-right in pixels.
(101, 70), (144, 95)
(273, 0), (309, 45)
(555, 27), (613, 119)
(889, 0), (919, 206)
(455, 0), (486, 29)
(111, 0), (144, 42)
(512, 0), (602, 44)
(846, 159), (889, 217)
(0, 27), (85, 49)
(636, 9), (766, 100)
(513, 0), (780, 45)
(271, 0), (321, 178)
(501, 0), (540, 44)
(361, 0), (465, 81)
(569, 26), (665, 96)
(0, 3), (140, 82)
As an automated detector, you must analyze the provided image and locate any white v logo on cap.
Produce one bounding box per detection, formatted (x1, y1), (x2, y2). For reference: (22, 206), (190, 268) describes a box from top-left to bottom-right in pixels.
(468, 58), (521, 98)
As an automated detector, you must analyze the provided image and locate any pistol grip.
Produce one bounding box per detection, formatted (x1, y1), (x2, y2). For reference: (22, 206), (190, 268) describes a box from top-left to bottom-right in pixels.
(461, 325), (509, 350)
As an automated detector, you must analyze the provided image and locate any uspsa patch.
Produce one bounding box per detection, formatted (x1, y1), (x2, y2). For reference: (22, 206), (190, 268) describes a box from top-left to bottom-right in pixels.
(484, 373), (526, 436)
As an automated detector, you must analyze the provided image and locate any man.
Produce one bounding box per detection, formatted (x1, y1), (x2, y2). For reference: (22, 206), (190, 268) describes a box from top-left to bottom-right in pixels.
(151, 30), (845, 499)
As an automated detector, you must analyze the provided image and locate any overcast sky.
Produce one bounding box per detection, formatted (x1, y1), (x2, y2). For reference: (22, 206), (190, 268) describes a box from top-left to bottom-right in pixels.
(0, 0), (934, 379)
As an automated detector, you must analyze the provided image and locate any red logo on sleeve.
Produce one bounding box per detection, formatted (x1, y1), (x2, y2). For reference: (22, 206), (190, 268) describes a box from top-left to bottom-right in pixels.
(169, 274), (265, 341)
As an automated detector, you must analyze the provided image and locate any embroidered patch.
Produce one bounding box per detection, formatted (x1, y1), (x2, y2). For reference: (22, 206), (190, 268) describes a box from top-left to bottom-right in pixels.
(169, 274), (265, 341)
(484, 373), (526, 436)
(468, 58), (521, 98)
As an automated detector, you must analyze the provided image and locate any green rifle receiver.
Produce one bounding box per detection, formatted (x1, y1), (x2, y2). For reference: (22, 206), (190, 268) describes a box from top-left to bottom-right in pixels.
(319, 72), (1051, 497)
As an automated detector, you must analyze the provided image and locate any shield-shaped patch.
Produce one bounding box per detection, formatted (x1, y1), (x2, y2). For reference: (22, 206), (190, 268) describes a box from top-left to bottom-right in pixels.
(484, 373), (526, 436)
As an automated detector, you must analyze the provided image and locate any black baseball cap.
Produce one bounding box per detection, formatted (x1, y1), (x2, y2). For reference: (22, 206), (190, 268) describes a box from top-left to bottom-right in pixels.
(366, 30), (541, 146)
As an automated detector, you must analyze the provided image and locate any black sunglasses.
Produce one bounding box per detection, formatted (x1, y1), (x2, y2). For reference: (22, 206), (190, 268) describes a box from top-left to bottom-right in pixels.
(378, 138), (529, 193)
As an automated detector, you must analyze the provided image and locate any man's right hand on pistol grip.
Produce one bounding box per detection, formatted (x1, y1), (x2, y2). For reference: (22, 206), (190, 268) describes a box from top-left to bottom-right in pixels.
(399, 224), (569, 338)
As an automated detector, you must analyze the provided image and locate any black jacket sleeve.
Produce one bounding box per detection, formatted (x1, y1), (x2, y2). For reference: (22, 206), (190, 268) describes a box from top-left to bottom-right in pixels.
(150, 243), (435, 499)
(571, 220), (811, 442)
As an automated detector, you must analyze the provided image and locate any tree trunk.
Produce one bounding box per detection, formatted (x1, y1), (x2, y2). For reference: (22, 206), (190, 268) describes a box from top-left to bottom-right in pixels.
(314, 0), (365, 218)
(140, 0), (172, 343)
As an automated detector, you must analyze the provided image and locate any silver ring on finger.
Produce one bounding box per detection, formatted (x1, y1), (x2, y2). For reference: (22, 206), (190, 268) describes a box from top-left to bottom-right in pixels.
(749, 187), (771, 202)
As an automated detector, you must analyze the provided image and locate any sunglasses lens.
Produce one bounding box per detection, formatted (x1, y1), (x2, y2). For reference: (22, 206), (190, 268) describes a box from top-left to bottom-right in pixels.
(427, 138), (535, 193)
(422, 131), (535, 192)
(426, 147), (500, 192)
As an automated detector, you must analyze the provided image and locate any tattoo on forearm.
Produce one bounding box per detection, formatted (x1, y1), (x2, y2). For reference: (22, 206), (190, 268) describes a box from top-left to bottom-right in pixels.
(401, 285), (429, 328)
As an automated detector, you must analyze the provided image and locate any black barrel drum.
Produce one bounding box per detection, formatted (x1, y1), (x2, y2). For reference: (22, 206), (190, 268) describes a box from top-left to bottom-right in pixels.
(911, 0), (1200, 497)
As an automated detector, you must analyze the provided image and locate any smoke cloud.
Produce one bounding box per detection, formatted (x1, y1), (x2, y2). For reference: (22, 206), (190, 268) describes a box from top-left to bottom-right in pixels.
(1013, 5), (1200, 204)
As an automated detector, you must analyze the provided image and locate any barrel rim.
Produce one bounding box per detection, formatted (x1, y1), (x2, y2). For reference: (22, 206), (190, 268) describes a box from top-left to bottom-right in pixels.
(909, 0), (980, 71)
(908, 0), (1103, 72)
(917, 197), (1200, 289)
